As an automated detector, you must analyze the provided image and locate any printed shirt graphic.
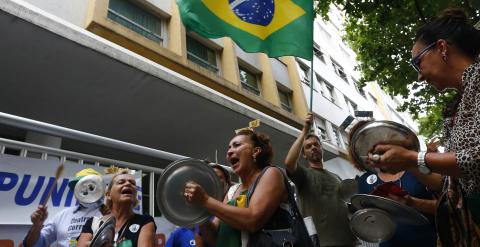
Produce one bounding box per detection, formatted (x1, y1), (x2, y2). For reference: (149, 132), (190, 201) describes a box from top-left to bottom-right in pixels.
(30, 205), (102, 247)
(177, 0), (313, 60)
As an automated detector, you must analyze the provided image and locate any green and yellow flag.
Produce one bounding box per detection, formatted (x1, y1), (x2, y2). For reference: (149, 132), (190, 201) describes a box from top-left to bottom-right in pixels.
(177, 0), (313, 60)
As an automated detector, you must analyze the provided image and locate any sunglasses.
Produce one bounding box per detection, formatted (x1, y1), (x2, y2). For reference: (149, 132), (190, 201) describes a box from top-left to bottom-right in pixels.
(410, 42), (436, 73)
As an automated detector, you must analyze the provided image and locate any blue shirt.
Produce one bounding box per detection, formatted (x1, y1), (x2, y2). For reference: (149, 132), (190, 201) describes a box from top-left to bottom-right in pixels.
(165, 227), (211, 247)
(356, 171), (437, 247)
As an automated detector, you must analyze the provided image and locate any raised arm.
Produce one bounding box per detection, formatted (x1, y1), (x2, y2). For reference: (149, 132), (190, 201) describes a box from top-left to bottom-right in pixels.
(24, 205), (49, 247)
(284, 112), (313, 174)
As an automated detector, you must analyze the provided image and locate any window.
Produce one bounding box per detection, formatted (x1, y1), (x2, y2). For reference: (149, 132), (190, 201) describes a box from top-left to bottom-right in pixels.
(345, 97), (357, 116)
(239, 66), (260, 95)
(108, 0), (164, 44)
(332, 60), (348, 81)
(315, 118), (328, 141)
(313, 43), (325, 63)
(351, 77), (367, 98)
(278, 89), (292, 112)
(318, 76), (336, 104)
(369, 93), (378, 104)
(186, 36), (218, 73)
(358, 87), (366, 98)
(332, 128), (342, 147)
(299, 63), (311, 86)
(341, 131), (349, 149)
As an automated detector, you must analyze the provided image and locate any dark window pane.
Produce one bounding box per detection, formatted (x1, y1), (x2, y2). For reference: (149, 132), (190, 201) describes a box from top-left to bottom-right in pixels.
(186, 36), (218, 73)
(108, 0), (163, 43)
(278, 90), (291, 112)
(239, 67), (260, 95)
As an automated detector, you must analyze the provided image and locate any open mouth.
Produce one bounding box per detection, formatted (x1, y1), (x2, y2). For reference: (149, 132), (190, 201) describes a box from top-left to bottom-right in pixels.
(121, 187), (134, 195)
(229, 157), (240, 168)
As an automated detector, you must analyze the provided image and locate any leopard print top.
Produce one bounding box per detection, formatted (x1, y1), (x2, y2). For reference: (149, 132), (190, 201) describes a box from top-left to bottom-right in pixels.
(442, 60), (480, 196)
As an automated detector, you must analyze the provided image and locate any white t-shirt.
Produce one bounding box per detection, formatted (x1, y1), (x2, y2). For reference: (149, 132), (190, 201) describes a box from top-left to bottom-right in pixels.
(29, 205), (102, 247)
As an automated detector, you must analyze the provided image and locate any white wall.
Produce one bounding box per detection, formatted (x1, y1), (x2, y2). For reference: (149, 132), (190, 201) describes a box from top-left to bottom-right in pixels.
(22, 0), (89, 27)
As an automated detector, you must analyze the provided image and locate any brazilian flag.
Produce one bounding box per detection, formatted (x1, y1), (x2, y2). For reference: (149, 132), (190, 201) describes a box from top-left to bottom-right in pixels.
(177, 0), (313, 60)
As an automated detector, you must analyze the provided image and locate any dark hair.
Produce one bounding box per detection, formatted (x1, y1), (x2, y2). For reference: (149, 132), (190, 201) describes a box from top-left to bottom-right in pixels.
(235, 129), (273, 169)
(210, 163), (232, 186)
(302, 134), (321, 155)
(201, 159), (233, 185)
(415, 8), (480, 60)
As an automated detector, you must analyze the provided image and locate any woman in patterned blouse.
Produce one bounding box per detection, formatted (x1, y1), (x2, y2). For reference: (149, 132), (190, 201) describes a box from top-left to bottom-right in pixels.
(365, 8), (480, 247)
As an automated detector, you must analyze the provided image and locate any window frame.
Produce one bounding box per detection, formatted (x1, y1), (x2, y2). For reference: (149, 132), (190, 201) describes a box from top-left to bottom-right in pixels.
(107, 0), (166, 46)
(331, 60), (348, 81)
(345, 97), (358, 116)
(314, 117), (328, 141)
(277, 87), (292, 112)
(186, 34), (220, 74)
(313, 43), (326, 63)
(331, 127), (342, 147)
(298, 63), (311, 86)
(318, 77), (336, 104)
(239, 65), (261, 96)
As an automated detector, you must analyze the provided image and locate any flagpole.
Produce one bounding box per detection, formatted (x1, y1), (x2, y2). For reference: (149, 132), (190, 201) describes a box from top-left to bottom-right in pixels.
(309, 56), (314, 112)
(309, 8), (314, 113)
(309, 2), (317, 137)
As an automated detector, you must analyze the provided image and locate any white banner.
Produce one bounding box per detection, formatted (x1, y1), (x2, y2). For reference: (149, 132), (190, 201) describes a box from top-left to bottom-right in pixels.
(0, 153), (177, 246)
(0, 153), (142, 225)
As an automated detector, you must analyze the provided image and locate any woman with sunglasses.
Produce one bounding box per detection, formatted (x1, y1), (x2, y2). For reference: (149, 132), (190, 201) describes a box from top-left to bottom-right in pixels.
(366, 8), (480, 246)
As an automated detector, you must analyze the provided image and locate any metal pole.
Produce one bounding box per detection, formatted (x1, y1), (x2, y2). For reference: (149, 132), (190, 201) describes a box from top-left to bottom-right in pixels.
(0, 112), (187, 161)
(309, 11), (315, 112)
(309, 58), (314, 112)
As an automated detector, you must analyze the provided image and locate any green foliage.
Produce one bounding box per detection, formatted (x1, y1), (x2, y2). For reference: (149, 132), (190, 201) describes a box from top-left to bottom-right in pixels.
(314, 0), (480, 138)
(416, 90), (458, 137)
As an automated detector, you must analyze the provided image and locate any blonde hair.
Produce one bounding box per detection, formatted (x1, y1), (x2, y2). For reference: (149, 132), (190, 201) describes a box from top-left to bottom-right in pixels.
(105, 170), (139, 209)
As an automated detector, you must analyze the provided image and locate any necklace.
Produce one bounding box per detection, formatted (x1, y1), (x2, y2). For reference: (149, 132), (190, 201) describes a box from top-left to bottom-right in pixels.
(113, 217), (131, 246)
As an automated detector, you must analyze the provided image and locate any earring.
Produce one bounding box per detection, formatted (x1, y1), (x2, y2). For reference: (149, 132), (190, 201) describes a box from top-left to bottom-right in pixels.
(252, 155), (256, 163)
(442, 53), (447, 62)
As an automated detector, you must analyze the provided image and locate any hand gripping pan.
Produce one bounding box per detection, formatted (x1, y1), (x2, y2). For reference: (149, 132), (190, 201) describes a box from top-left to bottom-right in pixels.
(156, 159), (223, 227)
(349, 120), (420, 172)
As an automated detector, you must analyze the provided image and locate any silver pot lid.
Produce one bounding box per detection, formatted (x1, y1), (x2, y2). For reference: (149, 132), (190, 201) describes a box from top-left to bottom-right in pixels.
(351, 194), (429, 225)
(350, 208), (396, 243)
(90, 216), (116, 247)
(349, 120), (419, 172)
(156, 159), (223, 227)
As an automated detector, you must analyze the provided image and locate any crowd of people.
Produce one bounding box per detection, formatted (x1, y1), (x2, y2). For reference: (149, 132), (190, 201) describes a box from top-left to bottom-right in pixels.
(21, 7), (480, 247)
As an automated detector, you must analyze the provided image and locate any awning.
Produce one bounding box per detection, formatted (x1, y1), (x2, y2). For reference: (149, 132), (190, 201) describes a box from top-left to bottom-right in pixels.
(0, 0), (338, 168)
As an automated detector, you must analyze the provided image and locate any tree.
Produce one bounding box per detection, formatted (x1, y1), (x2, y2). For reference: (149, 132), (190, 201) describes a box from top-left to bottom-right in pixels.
(314, 0), (479, 138)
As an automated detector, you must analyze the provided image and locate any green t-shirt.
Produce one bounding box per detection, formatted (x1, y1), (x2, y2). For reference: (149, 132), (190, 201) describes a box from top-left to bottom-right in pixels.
(288, 165), (356, 246)
(216, 190), (247, 247)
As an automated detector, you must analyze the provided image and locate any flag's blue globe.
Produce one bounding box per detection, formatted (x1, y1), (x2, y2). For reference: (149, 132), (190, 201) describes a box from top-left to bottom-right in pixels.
(229, 0), (275, 26)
